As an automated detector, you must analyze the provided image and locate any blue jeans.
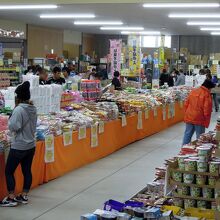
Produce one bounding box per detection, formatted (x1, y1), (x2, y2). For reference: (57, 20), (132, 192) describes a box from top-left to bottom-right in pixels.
(182, 123), (205, 145)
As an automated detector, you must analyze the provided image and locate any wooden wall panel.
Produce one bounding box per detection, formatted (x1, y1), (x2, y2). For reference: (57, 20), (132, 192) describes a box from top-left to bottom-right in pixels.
(27, 25), (63, 59)
(82, 33), (96, 56)
(63, 43), (80, 59)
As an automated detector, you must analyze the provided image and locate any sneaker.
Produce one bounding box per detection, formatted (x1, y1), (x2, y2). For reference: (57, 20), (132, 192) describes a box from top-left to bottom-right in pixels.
(0, 197), (18, 207)
(14, 195), (28, 204)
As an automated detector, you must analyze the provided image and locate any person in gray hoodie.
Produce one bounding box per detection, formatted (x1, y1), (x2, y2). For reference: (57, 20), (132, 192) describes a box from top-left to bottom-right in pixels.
(0, 81), (37, 207)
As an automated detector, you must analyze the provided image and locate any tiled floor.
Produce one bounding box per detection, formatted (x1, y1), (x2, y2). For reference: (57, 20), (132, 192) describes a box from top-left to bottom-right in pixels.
(0, 113), (218, 220)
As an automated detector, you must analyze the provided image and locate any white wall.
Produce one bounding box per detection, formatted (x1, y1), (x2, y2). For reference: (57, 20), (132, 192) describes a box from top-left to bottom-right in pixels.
(64, 30), (82, 45)
(0, 19), (26, 39)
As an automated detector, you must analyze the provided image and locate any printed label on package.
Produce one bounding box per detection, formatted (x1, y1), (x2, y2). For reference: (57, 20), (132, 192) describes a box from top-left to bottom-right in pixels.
(45, 134), (55, 163)
(63, 131), (72, 147)
(78, 126), (86, 140)
(137, 111), (143, 130)
(145, 109), (149, 119)
(121, 115), (127, 127)
(98, 121), (105, 134)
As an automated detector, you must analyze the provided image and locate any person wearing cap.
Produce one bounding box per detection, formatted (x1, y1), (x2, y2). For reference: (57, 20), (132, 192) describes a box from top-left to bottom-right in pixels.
(182, 79), (215, 145)
(47, 66), (65, 85)
(0, 81), (37, 207)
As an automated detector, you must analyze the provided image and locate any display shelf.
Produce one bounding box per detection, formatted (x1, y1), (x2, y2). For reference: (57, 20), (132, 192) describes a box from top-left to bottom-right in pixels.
(170, 179), (216, 189)
(170, 167), (219, 177)
(0, 68), (19, 72)
(172, 194), (216, 202)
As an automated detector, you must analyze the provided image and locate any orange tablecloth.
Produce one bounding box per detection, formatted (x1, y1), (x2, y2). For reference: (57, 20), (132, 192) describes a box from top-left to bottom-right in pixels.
(0, 102), (184, 199)
(44, 103), (184, 182)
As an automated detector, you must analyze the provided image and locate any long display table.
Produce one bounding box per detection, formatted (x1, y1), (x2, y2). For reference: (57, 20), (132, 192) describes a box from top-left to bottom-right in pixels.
(0, 102), (184, 199)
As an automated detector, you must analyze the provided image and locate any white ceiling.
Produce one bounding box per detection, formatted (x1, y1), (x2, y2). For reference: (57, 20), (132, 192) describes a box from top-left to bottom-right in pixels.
(0, 3), (220, 35)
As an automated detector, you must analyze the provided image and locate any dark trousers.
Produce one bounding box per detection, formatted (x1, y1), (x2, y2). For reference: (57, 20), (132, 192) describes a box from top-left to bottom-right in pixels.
(5, 148), (35, 194)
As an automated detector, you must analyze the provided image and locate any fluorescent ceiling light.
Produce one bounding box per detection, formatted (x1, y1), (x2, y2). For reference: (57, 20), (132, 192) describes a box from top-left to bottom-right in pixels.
(100, 27), (144, 30)
(170, 14), (220, 18)
(187, 21), (220, 26)
(211, 32), (220, 35)
(74, 21), (123, 25)
(0, 5), (57, 9)
(40, 14), (95, 19)
(201, 27), (220, 31)
(143, 3), (219, 8)
(121, 31), (161, 35)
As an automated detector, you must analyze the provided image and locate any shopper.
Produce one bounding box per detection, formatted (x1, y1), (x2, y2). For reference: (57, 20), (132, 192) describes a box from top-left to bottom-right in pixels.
(0, 81), (37, 207)
(68, 62), (77, 76)
(182, 79), (215, 145)
(38, 68), (48, 85)
(159, 69), (169, 86)
(47, 67), (65, 85)
(62, 67), (72, 82)
(175, 69), (185, 86)
(112, 71), (122, 90)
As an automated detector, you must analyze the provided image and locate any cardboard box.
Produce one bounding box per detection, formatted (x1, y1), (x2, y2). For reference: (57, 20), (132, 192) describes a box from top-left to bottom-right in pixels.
(180, 48), (188, 55)
(164, 48), (172, 59)
(189, 55), (202, 65)
(214, 53), (220, 60)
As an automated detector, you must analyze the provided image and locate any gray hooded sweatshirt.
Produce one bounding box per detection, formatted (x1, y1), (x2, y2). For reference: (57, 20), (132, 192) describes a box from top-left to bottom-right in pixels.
(8, 103), (37, 151)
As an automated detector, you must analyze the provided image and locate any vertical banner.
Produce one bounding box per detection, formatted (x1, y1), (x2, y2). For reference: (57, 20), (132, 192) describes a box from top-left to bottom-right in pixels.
(45, 134), (55, 163)
(128, 35), (141, 76)
(110, 39), (122, 76)
(152, 51), (160, 89)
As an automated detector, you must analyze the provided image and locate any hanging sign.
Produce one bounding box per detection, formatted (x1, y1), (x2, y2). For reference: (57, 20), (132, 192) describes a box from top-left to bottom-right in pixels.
(110, 39), (122, 76)
(78, 126), (86, 140)
(45, 134), (55, 163)
(179, 100), (183, 109)
(145, 108), (149, 119)
(63, 131), (72, 146)
(121, 115), (127, 127)
(154, 107), (158, 117)
(91, 124), (98, 148)
(128, 35), (141, 76)
(137, 111), (143, 130)
(162, 105), (166, 121)
(98, 121), (105, 134)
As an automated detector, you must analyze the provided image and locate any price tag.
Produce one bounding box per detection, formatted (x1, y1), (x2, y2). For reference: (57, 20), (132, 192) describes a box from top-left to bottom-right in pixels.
(168, 104), (171, 119)
(91, 136), (98, 148)
(179, 100), (183, 109)
(44, 134), (55, 163)
(154, 107), (157, 117)
(121, 115), (127, 127)
(63, 131), (72, 146)
(162, 105), (166, 121)
(78, 126), (86, 140)
(98, 121), (105, 134)
(137, 111), (143, 130)
(8, 59), (12, 65)
(173, 103), (176, 117)
(145, 109), (149, 119)
(91, 124), (98, 148)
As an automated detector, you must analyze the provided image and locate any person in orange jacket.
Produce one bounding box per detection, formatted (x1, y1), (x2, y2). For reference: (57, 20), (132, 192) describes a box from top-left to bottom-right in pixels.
(182, 79), (215, 145)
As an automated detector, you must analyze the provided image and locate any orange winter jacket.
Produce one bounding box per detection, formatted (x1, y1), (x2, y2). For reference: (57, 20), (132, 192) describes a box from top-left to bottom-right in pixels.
(184, 86), (212, 128)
